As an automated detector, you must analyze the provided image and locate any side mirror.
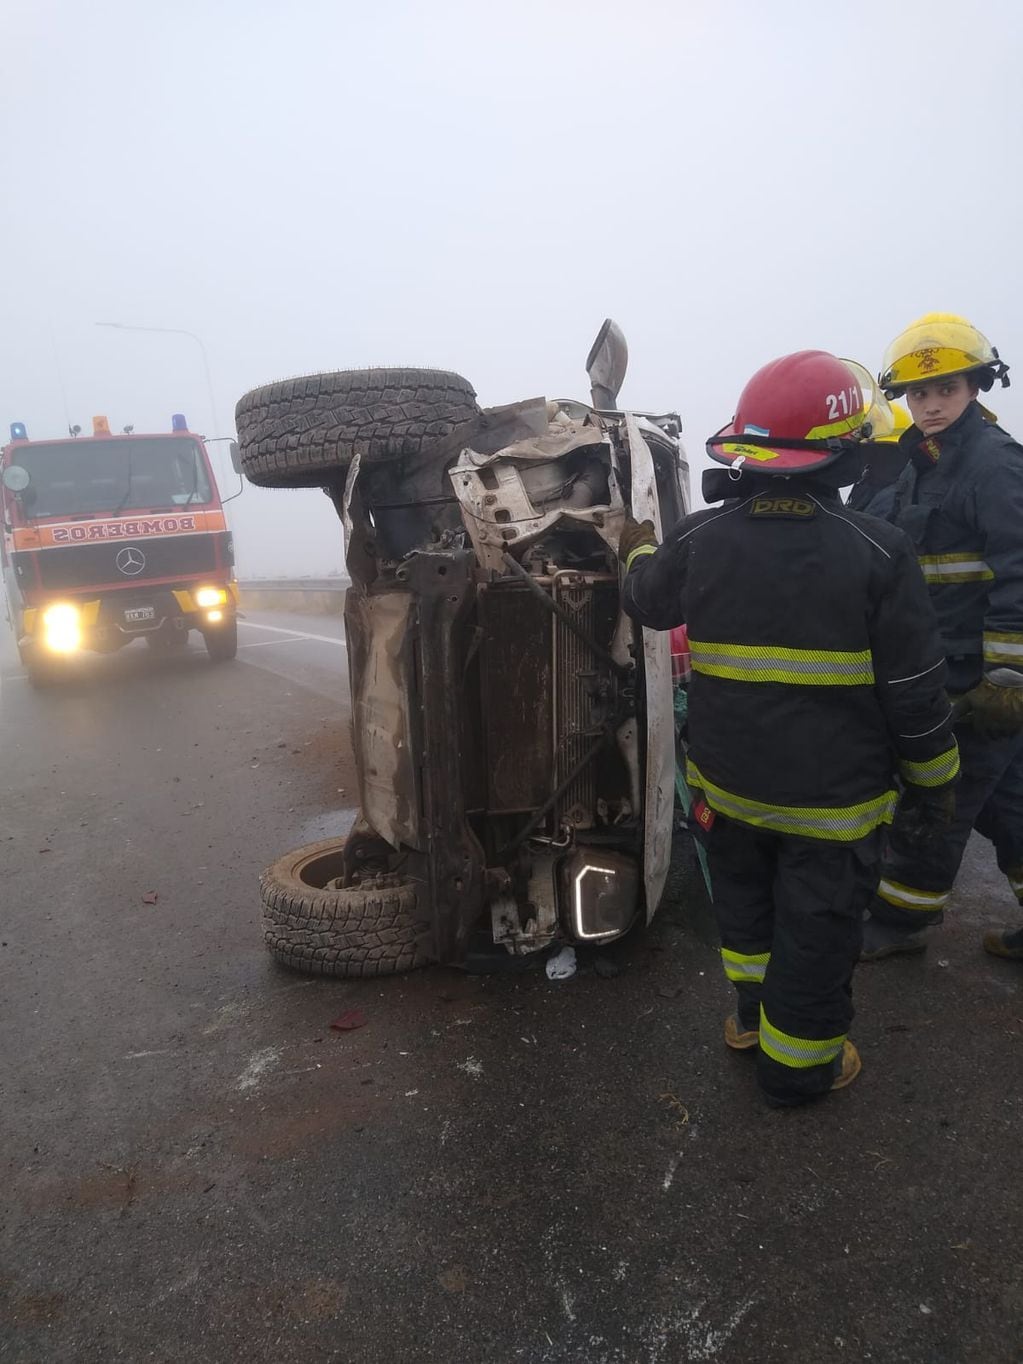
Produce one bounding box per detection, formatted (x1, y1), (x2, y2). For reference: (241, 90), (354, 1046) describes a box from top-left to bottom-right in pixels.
(2, 465), (30, 493)
(586, 318), (629, 409)
(229, 441), (242, 476)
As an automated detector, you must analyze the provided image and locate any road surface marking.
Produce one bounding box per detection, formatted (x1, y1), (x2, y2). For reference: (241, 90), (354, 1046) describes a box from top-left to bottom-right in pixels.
(238, 621), (344, 645)
(238, 637), (318, 649)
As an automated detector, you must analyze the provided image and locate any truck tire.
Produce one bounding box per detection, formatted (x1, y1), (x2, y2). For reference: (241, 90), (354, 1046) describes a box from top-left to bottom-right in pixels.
(204, 619), (237, 662)
(235, 367), (479, 488)
(19, 644), (58, 689)
(261, 839), (430, 978)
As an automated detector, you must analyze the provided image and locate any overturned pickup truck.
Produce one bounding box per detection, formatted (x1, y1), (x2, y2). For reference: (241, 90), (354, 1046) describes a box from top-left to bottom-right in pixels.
(236, 322), (691, 976)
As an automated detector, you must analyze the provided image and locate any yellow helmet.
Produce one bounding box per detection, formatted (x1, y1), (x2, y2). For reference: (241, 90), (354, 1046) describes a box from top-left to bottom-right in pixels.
(874, 402), (911, 444)
(880, 313), (1009, 397)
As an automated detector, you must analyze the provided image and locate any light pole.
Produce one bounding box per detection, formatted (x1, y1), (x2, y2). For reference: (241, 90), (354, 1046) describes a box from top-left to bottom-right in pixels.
(95, 322), (222, 437)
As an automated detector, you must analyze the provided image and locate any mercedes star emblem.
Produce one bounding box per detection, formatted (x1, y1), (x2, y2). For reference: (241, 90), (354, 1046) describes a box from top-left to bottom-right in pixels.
(115, 546), (146, 576)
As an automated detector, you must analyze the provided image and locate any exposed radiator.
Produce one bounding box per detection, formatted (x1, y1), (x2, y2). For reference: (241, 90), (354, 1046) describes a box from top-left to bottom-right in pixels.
(553, 577), (602, 829)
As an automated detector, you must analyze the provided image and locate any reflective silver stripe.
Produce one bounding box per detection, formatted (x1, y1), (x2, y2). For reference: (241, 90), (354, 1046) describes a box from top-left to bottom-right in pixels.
(899, 741), (959, 787)
(687, 761), (897, 841)
(721, 948), (770, 983)
(898, 705), (954, 739)
(759, 1007), (845, 1069)
(690, 644), (874, 684)
(919, 557), (993, 582)
(807, 496), (892, 560)
(878, 879), (951, 910)
(888, 659), (944, 685)
(984, 638), (1023, 662)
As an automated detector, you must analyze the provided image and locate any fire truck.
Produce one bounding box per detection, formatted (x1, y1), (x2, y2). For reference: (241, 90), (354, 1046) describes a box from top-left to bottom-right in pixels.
(1, 414), (240, 685)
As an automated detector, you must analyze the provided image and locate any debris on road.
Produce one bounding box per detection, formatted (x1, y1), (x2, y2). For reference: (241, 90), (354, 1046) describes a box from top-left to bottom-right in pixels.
(141, 891), (158, 905)
(546, 946), (577, 981)
(330, 1007), (367, 1031)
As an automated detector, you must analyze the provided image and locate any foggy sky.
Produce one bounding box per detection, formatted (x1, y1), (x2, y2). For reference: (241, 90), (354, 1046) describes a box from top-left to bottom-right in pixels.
(3, 0), (1021, 578)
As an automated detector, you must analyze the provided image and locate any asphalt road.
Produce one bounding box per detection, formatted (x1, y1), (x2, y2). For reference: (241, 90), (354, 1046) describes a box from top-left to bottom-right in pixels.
(1, 610), (1022, 1364)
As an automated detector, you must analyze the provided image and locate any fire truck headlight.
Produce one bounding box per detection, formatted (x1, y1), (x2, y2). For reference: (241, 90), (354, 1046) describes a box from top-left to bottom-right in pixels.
(196, 586), (228, 609)
(42, 603), (82, 654)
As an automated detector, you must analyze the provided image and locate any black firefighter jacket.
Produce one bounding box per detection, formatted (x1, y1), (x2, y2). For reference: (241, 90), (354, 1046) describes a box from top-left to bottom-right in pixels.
(886, 401), (1023, 693)
(622, 480), (959, 841)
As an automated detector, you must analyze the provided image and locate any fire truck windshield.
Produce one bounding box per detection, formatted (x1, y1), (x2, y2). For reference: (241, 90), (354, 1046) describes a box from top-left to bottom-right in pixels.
(9, 437), (213, 518)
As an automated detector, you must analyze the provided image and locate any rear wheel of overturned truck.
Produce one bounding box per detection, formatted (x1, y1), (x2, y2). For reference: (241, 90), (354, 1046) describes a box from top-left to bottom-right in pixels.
(235, 367), (480, 487)
(261, 838), (430, 978)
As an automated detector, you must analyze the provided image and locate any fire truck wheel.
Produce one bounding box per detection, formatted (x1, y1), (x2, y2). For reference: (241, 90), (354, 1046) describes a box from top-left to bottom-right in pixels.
(261, 839), (430, 978)
(203, 619), (237, 662)
(235, 367), (479, 488)
(20, 646), (58, 689)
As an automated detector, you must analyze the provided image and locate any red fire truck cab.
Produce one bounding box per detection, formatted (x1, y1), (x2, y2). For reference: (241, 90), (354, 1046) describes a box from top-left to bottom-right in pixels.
(1, 414), (239, 685)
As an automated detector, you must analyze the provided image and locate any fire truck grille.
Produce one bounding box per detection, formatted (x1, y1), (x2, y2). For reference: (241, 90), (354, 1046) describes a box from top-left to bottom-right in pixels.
(14, 533), (226, 591)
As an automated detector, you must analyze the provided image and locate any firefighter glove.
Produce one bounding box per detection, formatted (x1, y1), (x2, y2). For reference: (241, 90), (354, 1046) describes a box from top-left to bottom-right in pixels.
(895, 781), (956, 854)
(619, 516), (657, 568)
(961, 671), (1023, 738)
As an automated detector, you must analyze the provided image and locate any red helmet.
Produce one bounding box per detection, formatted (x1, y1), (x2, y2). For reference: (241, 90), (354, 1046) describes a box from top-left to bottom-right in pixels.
(707, 350), (888, 474)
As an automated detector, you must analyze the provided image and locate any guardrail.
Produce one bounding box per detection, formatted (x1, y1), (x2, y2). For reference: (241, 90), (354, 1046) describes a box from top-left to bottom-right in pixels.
(236, 577), (350, 613)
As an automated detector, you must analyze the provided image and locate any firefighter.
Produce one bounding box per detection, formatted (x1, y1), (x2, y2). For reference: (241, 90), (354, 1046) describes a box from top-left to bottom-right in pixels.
(620, 350), (958, 1106)
(860, 313), (1023, 962)
(845, 401), (912, 516)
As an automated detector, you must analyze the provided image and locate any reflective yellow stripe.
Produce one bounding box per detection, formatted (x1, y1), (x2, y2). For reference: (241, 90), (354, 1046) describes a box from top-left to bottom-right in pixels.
(688, 760), (897, 841)
(173, 589), (197, 613)
(805, 408), (868, 441)
(877, 879), (951, 911)
(984, 631), (1023, 664)
(759, 1006), (845, 1069)
(721, 948), (770, 983)
(22, 607), (38, 635)
(625, 542), (657, 572)
(689, 639), (874, 686)
(80, 599), (102, 627)
(899, 740), (959, 788)
(918, 553), (993, 584)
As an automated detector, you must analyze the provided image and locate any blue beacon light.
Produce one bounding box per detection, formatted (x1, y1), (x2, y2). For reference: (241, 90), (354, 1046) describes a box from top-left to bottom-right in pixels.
(9, 422), (28, 441)
(171, 413), (189, 432)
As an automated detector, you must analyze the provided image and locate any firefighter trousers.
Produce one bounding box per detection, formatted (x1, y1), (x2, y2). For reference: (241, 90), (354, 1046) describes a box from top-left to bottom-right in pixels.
(706, 815), (881, 1105)
(870, 723), (1023, 931)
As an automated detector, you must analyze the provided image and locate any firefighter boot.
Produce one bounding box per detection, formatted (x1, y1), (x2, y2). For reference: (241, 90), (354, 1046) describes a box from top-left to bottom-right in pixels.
(724, 1015), (758, 1051)
(860, 915), (929, 962)
(831, 1041), (862, 1092)
(982, 925), (1023, 960)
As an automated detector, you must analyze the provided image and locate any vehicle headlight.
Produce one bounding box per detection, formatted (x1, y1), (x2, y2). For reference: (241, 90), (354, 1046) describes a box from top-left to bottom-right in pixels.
(42, 602), (82, 654)
(195, 586), (228, 608)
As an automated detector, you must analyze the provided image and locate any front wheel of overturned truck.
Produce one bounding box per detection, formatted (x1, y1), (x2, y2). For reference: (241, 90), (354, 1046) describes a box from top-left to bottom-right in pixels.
(260, 838), (430, 979)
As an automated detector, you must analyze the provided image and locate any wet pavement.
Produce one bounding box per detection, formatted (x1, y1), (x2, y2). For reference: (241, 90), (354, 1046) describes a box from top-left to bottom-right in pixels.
(1, 614), (1022, 1363)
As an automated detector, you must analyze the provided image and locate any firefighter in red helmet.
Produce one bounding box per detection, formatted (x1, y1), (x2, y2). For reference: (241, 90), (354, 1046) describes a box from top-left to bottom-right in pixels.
(619, 351), (958, 1107)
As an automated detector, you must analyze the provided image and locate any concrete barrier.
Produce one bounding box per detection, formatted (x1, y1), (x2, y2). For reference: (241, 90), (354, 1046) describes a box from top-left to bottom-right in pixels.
(236, 577), (349, 614)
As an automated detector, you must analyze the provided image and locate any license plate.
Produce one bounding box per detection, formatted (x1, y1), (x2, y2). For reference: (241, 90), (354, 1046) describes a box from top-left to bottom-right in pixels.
(124, 606), (156, 624)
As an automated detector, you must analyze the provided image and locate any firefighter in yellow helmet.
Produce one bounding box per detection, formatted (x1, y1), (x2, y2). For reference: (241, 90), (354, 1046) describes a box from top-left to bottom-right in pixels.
(860, 313), (1023, 961)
